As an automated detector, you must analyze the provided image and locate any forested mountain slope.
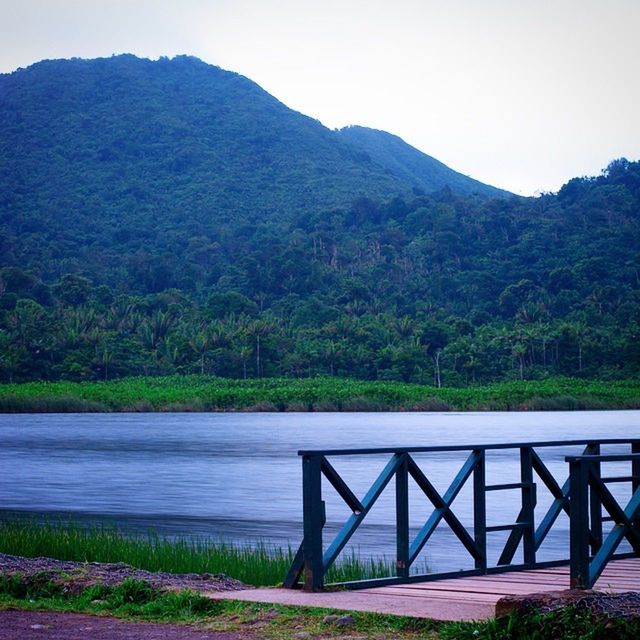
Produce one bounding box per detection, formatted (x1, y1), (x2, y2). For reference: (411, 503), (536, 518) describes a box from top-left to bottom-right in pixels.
(0, 139), (638, 384)
(337, 126), (507, 196)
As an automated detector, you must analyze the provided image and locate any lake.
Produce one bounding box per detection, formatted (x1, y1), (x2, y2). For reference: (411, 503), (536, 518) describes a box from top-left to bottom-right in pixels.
(1, 410), (639, 573)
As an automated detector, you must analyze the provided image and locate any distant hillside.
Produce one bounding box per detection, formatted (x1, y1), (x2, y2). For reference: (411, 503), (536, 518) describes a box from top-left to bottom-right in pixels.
(0, 55), (505, 242)
(338, 126), (508, 197)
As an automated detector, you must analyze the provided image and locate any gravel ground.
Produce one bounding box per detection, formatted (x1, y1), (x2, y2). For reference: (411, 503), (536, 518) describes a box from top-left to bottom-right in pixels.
(0, 553), (249, 593)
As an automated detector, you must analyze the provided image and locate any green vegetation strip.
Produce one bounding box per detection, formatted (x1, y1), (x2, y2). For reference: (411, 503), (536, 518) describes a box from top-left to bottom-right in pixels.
(1, 573), (639, 640)
(0, 521), (399, 587)
(1, 375), (639, 412)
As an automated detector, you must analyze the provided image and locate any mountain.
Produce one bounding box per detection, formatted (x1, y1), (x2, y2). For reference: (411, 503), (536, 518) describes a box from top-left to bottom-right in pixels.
(0, 55), (506, 237)
(338, 125), (507, 196)
(0, 55), (638, 385)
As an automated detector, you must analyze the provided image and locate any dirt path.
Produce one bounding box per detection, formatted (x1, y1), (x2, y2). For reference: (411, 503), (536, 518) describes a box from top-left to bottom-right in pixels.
(0, 610), (262, 640)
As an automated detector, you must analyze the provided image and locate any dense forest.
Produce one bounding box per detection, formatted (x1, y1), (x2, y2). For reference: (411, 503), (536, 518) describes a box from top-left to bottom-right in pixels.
(0, 56), (638, 385)
(1, 162), (638, 384)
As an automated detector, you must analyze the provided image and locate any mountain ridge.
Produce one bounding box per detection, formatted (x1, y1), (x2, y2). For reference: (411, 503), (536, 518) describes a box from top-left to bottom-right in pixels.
(337, 125), (508, 196)
(0, 53), (509, 234)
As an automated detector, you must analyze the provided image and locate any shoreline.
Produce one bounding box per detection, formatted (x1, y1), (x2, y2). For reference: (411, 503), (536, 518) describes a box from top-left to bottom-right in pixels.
(1, 403), (638, 414)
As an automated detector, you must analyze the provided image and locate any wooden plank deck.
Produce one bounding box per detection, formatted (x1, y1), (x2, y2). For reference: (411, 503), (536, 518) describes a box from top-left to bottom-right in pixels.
(209, 558), (640, 621)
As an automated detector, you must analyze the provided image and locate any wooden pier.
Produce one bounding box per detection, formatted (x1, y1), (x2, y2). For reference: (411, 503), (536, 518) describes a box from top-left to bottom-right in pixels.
(210, 557), (640, 621)
(213, 439), (640, 622)
(284, 440), (640, 593)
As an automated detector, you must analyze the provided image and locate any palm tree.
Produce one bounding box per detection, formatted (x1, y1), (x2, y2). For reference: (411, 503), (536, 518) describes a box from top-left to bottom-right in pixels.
(239, 346), (252, 379)
(189, 331), (209, 375)
(101, 348), (113, 381)
(140, 310), (175, 351)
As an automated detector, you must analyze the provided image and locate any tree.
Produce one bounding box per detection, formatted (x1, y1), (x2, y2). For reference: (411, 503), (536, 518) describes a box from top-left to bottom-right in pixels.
(52, 274), (93, 306)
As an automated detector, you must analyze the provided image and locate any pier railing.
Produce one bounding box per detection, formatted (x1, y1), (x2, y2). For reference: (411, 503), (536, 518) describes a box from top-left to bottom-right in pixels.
(283, 439), (640, 591)
(567, 452), (640, 588)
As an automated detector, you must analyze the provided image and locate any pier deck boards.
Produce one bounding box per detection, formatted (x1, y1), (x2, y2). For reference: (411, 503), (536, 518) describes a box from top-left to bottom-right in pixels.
(209, 558), (640, 621)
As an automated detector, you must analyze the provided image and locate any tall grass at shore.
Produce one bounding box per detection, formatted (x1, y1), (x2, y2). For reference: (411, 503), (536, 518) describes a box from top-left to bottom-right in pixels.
(1, 375), (639, 412)
(0, 520), (397, 586)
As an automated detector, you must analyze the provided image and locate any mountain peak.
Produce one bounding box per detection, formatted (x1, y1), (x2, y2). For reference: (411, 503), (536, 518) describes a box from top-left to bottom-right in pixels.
(0, 55), (508, 234)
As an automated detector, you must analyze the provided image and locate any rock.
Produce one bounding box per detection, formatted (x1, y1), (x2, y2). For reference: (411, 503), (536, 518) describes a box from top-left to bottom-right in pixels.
(322, 614), (354, 626)
(293, 633), (311, 638)
(260, 608), (279, 621)
(334, 614), (355, 626)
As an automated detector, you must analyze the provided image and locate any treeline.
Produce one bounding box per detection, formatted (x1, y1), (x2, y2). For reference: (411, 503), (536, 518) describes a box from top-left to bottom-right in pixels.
(0, 291), (637, 384)
(1, 159), (638, 385)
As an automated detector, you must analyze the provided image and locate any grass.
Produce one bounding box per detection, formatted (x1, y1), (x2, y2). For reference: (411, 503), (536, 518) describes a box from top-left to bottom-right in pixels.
(0, 574), (231, 622)
(440, 605), (640, 639)
(0, 574), (441, 637)
(1, 573), (639, 639)
(0, 375), (639, 412)
(0, 520), (404, 587)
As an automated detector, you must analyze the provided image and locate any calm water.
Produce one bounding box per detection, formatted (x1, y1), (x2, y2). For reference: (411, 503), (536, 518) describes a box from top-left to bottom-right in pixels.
(1, 411), (639, 572)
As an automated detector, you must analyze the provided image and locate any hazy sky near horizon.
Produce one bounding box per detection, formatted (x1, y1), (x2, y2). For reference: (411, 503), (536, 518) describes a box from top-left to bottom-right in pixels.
(2, 0), (639, 195)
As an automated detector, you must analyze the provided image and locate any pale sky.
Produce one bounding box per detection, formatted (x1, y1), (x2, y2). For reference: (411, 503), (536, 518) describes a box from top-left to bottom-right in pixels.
(1, 0), (639, 195)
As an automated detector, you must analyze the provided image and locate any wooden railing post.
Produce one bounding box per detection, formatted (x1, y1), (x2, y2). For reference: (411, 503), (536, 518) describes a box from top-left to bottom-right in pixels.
(520, 447), (536, 567)
(396, 453), (410, 578)
(632, 442), (640, 495)
(473, 449), (487, 572)
(587, 443), (602, 555)
(302, 454), (324, 591)
(569, 457), (590, 588)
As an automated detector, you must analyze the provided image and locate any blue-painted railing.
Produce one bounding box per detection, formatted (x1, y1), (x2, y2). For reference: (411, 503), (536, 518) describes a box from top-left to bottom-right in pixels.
(283, 439), (640, 591)
(567, 452), (640, 587)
